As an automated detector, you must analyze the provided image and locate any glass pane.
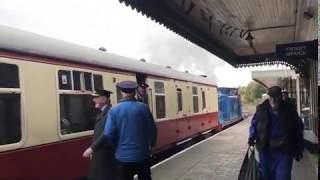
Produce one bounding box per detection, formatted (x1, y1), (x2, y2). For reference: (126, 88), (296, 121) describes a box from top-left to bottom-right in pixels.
(177, 89), (183, 111)
(156, 95), (166, 118)
(0, 94), (21, 145)
(193, 96), (199, 113)
(84, 72), (92, 91)
(202, 91), (206, 108)
(93, 74), (103, 90)
(58, 70), (72, 90)
(192, 86), (198, 95)
(59, 94), (97, 134)
(73, 71), (81, 90)
(154, 82), (164, 93)
(0, 63), (19, 88)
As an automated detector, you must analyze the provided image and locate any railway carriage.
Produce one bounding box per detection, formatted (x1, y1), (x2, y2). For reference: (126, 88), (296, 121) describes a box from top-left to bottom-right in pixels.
(0, 26), (219, 179)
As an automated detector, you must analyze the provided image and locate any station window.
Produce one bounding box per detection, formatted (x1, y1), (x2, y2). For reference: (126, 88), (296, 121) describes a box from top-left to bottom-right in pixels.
(154, 81), (166, 119)
(0, 63), (21, 145)
(177, 88), (183, 112)
(202, 90), (206, 109)
(58, 70), (103, 135)
(192, 86), (199, 113)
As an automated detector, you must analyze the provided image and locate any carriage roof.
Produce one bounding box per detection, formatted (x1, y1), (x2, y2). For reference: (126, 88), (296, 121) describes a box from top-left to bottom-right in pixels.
(0, 25), (217, 86)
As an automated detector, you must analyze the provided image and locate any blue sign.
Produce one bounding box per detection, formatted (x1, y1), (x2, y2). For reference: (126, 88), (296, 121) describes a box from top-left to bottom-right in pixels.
(276, 40), (317, 59)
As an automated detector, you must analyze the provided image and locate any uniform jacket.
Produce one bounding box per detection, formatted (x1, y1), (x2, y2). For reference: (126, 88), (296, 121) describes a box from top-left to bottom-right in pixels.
(104, 97), (157, 163)
(89, 105), (116, 180)
(249, 100), (304, 156)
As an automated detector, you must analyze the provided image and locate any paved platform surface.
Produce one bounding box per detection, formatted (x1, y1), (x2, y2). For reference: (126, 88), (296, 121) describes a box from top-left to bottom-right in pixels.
(151, 118), (318, 180)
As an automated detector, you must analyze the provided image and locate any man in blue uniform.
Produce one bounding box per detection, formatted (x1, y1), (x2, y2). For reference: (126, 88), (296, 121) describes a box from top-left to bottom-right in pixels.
(248, 86), (304, 180)
(104, 80), (157, 180)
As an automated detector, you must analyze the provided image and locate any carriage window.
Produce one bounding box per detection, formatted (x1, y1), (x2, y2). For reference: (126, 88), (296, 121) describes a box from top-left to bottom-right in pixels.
(202, 91), (206, 109)
(155, 82), (165, 93)
(0, 63), (21, 145)
(58, 70), (103, 135)
(71, 71), (96, 91)
(0, 94), (21, 145)
(177, 89), (183, 112)
(58, 70), (72, 90)
(0, 63), (19, 88)
(59, 94), (97, 134)
(73, 71), (81, 90)
(84, 72), (92, 91)
(192, 86), (199, 113)
(154, 81), (166, 118)
(93, 74), (103, 90)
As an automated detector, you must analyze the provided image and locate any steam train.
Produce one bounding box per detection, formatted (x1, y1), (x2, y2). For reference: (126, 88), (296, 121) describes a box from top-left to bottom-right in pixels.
(0, 26), (222, 179)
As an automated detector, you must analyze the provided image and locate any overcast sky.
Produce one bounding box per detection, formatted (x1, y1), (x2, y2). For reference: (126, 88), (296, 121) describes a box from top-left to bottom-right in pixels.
(0, 0), (285, 87)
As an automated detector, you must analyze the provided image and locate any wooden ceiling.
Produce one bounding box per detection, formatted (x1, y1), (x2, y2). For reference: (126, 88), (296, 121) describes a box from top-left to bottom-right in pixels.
(119, 0), (317, 68)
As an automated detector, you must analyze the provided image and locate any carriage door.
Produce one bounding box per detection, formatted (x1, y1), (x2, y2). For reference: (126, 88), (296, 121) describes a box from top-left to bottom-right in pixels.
(136, 73), (152, 110)
(175, 81), (190, 141)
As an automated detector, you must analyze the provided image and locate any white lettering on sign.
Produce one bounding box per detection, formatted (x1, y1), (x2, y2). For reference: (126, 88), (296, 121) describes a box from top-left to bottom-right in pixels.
(285, 46), (307, 57)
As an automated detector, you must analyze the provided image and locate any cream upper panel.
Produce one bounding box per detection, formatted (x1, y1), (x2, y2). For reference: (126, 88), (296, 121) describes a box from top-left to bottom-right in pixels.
(23, 61), (59, 146)
(100, 71), (135, 106)
(163, 79), (176, 119)
(209, 86), (218, 112)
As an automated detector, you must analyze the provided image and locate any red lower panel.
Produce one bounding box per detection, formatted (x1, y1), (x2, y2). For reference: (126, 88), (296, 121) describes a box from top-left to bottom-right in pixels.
(157, 112), (219, 147)
(188, 112), (219, 134)
(153, 120), (177, 152)
(0, 112), (218, 179)
(176, 117), (191, 141)
(0, 137), (92, 179)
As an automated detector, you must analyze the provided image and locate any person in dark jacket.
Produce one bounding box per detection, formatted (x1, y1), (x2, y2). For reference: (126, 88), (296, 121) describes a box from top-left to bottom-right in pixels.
(137, 82), (149, 105)
(104, 81), (157, 180)
(83, 89), (117, 180)
(248, 86), (304, 180)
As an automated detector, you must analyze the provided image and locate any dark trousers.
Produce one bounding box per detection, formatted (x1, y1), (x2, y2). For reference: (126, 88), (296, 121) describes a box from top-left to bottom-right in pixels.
(259, 151), (293, 180)
(117, 159), (152, 180)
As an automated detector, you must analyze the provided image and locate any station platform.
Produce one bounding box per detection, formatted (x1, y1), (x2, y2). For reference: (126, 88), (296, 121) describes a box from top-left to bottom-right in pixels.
(150, 118), (318, 180)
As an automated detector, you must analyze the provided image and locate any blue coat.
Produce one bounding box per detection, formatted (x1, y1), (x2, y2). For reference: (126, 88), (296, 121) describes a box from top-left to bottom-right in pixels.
(104, 97), (157, 162)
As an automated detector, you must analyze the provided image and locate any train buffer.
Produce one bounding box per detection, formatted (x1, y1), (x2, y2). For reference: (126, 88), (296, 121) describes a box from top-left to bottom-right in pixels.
(150, 118), (318, 180)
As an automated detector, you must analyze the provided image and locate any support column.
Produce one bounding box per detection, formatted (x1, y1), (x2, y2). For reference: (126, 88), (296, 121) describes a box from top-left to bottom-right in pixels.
(296, 74), (301, 116)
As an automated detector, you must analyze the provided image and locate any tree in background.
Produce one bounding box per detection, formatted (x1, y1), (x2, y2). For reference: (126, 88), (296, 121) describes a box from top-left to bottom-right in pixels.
(239, 81), (267, 114)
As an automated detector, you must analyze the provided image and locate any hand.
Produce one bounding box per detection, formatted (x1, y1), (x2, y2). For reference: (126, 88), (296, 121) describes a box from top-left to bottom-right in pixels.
(83, 147), (93, 159)
(295, 152), (303, 161)
(248, 137), (255, 146)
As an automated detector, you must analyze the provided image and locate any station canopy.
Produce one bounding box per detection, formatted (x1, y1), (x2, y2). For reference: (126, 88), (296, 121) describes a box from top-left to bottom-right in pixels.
(252, 69), (298, 87)
(118, 0), (317, 72)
